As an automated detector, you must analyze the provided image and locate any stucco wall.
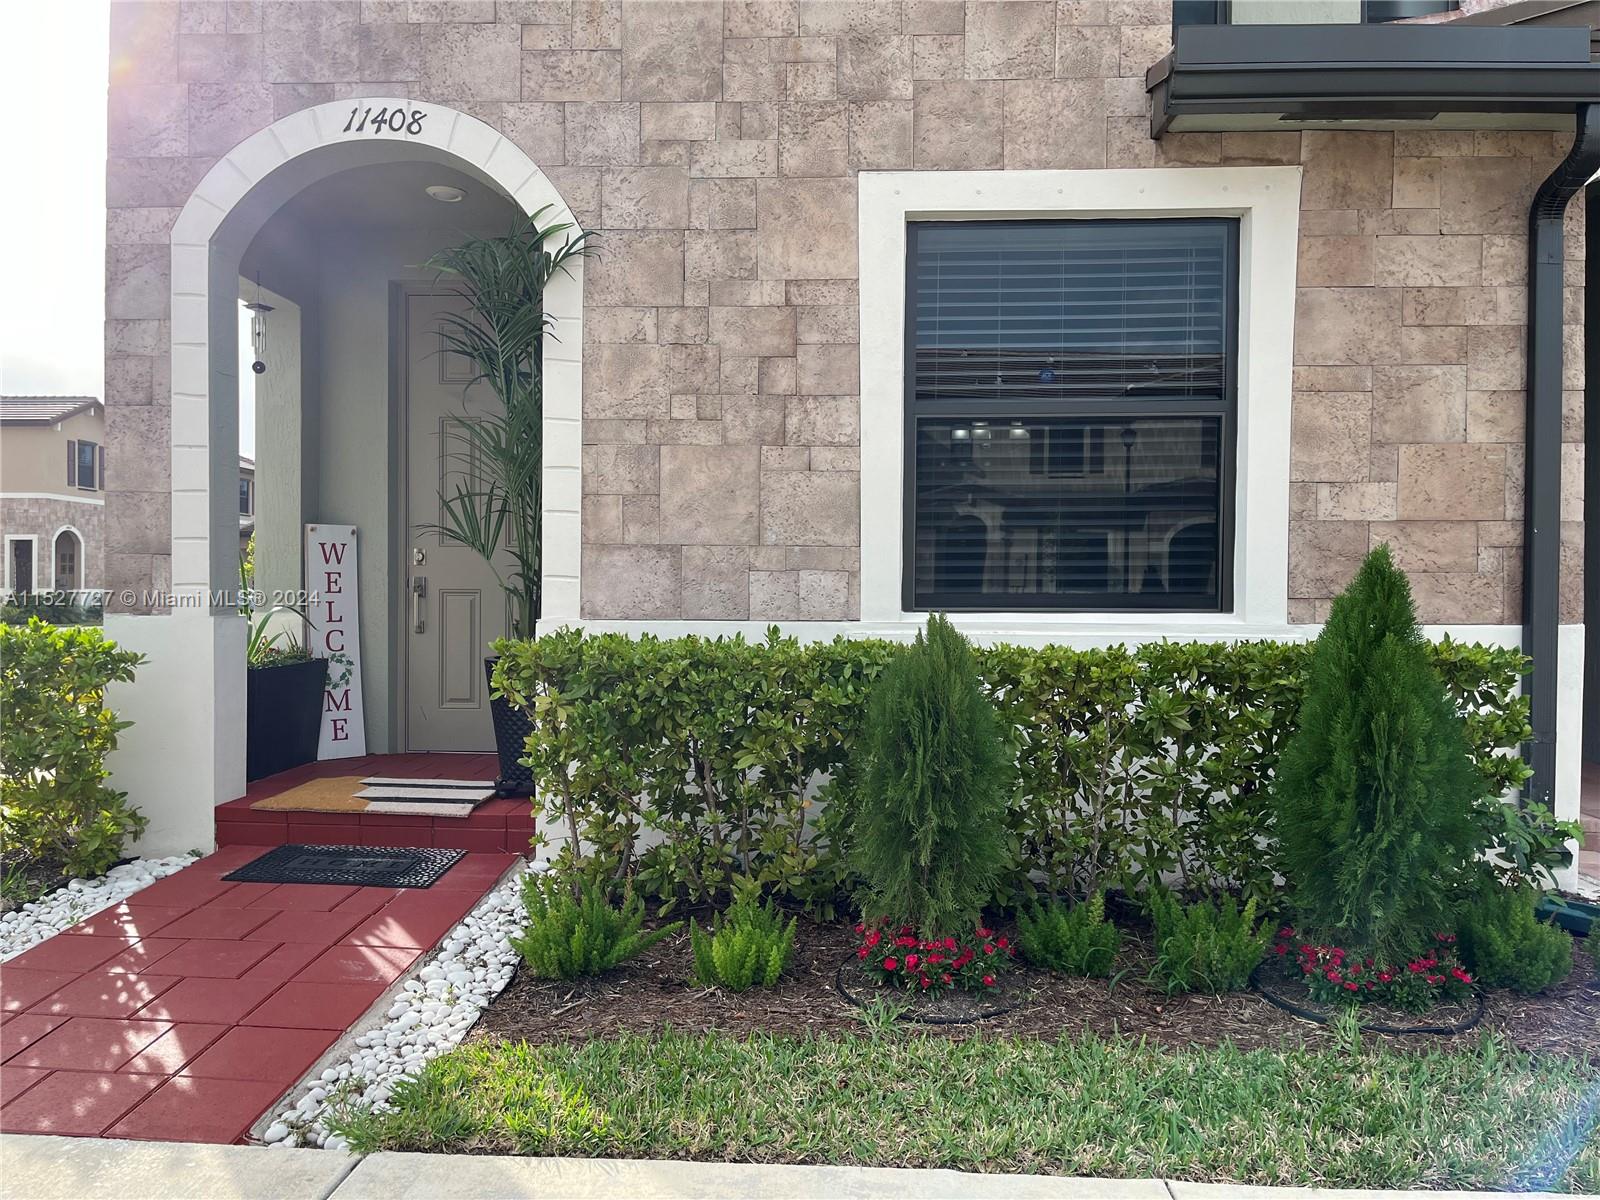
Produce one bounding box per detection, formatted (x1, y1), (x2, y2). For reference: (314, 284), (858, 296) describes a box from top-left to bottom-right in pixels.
(102, 0), (1585, 626)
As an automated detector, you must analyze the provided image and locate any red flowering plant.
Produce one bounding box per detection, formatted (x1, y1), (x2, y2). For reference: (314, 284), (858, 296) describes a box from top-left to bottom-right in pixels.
(1271, 927), (1473, 1014)
(854, 922), (1016, 992)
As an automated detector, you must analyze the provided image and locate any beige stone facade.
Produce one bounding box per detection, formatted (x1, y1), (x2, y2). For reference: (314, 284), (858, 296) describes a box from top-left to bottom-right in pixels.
(103, 0), (1585, 626)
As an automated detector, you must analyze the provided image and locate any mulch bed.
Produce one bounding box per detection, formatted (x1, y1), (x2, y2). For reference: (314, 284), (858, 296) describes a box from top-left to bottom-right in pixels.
(469, 913), (1600, 1060)
(0, 854), (69, 915)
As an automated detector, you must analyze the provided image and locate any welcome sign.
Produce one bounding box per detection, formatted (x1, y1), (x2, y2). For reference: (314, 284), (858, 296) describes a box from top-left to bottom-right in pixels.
(304, 524), (367, 759)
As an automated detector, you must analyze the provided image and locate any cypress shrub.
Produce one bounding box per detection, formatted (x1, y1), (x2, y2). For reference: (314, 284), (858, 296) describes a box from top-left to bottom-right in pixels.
(1272, 545), (1482, 961)
(851, 614), (1011, 936)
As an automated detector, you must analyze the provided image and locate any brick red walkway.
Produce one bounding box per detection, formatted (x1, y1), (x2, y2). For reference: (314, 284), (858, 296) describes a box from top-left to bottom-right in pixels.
(217, 752), (534, 855)
(0, 844), (515, 1143)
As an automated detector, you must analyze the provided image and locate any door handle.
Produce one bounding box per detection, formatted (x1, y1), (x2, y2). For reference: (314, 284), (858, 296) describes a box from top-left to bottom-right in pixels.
(411, 576), (426, 634)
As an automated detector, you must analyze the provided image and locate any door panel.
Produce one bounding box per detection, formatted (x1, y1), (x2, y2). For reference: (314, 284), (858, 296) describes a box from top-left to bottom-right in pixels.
(404, 291), (504, 752)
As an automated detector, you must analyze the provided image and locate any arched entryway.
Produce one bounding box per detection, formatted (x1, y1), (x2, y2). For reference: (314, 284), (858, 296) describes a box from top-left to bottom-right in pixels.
(51, 527), (82, 592)
(105, 100), (583, 855)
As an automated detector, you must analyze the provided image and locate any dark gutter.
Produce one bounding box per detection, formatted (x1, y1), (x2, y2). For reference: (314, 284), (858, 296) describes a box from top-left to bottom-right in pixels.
(1522, 102), (1600, 810)
(1149, 24), (1599, 135)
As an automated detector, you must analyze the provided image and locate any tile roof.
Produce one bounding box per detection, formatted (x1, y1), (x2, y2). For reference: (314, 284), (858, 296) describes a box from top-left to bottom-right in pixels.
(0, 396), (102, 425)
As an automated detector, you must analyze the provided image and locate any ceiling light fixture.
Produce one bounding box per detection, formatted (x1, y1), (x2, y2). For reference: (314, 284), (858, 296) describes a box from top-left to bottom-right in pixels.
(425, 184), (466, 203)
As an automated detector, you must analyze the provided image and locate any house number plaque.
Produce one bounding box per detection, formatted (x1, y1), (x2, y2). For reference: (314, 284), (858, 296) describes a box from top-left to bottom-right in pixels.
(341, 105), (428, 136)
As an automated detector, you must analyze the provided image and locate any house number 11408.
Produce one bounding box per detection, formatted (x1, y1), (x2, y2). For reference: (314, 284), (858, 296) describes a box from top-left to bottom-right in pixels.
(342, 106), (427, 135)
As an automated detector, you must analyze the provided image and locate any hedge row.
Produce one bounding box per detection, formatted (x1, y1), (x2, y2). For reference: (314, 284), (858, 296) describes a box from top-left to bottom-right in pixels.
(0, 619), (147, 879)
(492, 629), (1532, 916)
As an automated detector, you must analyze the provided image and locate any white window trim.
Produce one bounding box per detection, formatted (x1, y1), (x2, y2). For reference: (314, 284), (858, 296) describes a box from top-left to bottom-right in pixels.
(858, 166), (1303, 640)
(4, 534), (38, 596)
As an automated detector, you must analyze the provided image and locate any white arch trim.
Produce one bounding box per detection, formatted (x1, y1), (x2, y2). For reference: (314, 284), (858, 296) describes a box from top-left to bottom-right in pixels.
(48, 525), (84, 591)
(165, 99), (585, 621)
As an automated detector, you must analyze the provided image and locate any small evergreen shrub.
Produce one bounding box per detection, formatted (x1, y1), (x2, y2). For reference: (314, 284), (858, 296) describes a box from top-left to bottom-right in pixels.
(1272, 546), (1482, 963)
(1458, 888), (1573, 995)
(0, 619), (147, 880)
(690, 898), (798, 991)
(1018, 893), (1121, 977)
(510, 874), (680, 981)
(851, 614), (1011, 937)
(1148, 891), (1268, 994)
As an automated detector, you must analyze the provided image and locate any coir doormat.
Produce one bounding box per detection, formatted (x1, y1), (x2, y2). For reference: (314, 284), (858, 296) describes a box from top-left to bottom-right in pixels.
(222, 844), (465, 888)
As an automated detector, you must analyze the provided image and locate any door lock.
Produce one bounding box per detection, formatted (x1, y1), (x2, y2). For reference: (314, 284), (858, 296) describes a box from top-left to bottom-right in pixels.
(411, 576), (427, 634)
(412, 548), (426, 565)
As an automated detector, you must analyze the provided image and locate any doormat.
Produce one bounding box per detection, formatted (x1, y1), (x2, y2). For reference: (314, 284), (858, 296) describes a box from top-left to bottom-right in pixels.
(222, 843), (465, 888)
(250, 775), (495, 818)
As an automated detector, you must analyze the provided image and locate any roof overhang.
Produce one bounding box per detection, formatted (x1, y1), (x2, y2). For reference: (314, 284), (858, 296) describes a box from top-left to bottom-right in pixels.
(1147, 24), (1600, 135)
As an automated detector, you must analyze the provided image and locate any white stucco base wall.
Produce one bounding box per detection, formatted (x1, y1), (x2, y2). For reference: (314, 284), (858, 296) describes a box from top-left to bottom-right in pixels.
(105, 611), (245, 857)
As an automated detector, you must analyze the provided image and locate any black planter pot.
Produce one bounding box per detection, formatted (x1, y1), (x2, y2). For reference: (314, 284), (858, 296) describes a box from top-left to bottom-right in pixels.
(485, 655), (536, 798)
(246, 657), (330, 782)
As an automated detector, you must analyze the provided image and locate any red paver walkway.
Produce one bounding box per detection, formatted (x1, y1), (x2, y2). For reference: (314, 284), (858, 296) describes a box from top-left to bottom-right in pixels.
(217, 752), (535, 854)
(0, 844), (516, 1143)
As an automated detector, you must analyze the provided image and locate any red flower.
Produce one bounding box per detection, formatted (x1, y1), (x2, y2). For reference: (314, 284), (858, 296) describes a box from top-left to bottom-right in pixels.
(941, 973), (952, 984)
(865, 930), (881, 948)
(983, 944), (996, 956)
(905, 954), (920, 969)
(1451, 967), (1472, 984)
(942, 937), (957, 951)
(1274, 943), (1288, 956)
(982, 974), (995, 987)
(882, 957), (898, 971)
(1343, 981), (1358, 992)
(857, 947), (868, 960)
(976, 927), (993, 939)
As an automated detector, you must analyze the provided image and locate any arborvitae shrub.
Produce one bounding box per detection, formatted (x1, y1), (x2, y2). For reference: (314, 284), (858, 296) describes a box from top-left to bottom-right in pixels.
(510, 873), (679, 980)
(1018, 893), (1121, 977)
(1459, 887), (1573, 995)
(1272, 545), (1482, 962)
(690, 898), (797, 991)
(1147, 891), (1268, 994)
(851, 614), (1011, 937)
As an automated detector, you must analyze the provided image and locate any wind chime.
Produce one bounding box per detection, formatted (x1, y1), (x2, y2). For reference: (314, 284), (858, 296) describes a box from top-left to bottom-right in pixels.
(244, 274), (274, 375)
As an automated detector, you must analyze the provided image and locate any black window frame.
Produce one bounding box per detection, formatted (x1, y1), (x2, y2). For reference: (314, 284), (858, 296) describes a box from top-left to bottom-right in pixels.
(239, 477), (254, 517)
(901, 217), (1241, 615)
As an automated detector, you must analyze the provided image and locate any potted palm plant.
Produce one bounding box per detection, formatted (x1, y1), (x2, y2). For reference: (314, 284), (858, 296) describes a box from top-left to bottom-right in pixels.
(421, 209), (593, 796)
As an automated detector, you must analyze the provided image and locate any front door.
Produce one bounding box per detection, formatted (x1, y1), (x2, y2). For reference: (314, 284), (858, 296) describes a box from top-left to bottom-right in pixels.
(403, 290), (506, 752)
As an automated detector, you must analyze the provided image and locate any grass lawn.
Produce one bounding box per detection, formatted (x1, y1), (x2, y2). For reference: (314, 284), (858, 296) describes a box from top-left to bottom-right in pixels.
(328, 1026), (1600, 1191)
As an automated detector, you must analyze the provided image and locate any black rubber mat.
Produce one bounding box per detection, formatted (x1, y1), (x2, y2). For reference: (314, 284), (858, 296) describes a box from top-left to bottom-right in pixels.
(222, 843), (465, 888)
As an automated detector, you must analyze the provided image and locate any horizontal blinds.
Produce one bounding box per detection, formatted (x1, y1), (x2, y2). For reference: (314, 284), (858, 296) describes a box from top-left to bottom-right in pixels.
(912, 416), (1223, 605)
(911, 220), (1231, 404)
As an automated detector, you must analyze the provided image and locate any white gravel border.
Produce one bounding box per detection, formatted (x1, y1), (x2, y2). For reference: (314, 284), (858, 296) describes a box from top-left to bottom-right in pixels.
(263, 862), (541, 1150)
(0, 855), (199, 963)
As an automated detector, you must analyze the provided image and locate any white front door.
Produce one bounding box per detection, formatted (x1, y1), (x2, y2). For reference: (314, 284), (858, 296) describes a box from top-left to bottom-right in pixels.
(402, 290), (506, 752)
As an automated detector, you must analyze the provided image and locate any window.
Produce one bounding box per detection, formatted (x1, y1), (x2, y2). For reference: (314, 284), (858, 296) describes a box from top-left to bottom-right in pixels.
(905, 219), (1237, 612)
(54, 531), (80, 591)
(71, 439), (99, 491)
(239, 478), (253, 517)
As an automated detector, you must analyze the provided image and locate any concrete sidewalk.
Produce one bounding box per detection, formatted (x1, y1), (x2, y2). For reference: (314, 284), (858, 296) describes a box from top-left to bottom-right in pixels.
(0, 1136), (1553, 1200)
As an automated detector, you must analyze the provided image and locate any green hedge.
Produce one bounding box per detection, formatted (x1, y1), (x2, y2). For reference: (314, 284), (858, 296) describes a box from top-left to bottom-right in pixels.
(0, 619), (147, 879)
(493, 629), (1531, 917)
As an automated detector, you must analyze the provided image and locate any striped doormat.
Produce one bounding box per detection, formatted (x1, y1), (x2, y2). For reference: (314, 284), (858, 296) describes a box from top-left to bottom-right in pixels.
(249, 775), (497, 818)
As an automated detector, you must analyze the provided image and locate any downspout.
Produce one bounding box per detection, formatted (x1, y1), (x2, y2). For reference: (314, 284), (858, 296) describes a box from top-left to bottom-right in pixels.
(1522, 102), (1600, 809)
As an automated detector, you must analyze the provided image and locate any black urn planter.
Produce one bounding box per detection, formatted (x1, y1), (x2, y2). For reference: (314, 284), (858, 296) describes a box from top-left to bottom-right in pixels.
(246, 657), (330, 782)
(485, 655), (536, 798)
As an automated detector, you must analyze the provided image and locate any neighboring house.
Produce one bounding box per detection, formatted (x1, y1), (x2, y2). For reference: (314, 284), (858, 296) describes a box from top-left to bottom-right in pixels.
(0, 396), (105, 598)
(238, 454), (255, 554)
(97, 0), (1599, 856)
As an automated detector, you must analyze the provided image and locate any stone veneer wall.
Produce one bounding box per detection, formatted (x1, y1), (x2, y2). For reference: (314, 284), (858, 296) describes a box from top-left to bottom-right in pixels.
(0, 498), (105, 592)
(103, 0), (1584, 625)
